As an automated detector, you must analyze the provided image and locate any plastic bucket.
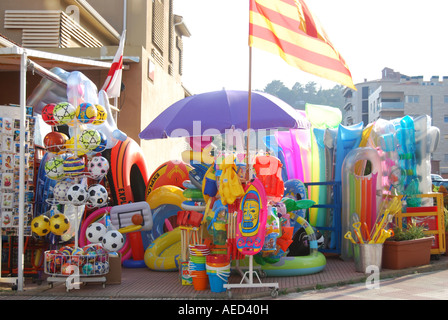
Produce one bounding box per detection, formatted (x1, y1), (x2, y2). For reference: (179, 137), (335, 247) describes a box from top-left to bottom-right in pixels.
(206, 254), (228, 264)
(191, 270), (208, 290)
(207, 271), (230, 293)
(353, 243), (383, 273)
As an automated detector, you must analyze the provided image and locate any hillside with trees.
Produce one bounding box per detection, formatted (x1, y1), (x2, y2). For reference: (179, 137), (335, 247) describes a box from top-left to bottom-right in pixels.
(261, 80), (345, 111)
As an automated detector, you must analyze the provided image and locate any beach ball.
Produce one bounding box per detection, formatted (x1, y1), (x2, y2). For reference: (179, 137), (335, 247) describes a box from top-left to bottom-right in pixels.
(82, 263), (94, 275)
(63, 156), (85, 177)
(76, 102), (97, 124)
(53, 102), (76, 125)
(62, 263), (76, 275)
(42, 103), (58, 126)
(31, 215), (51, 236)
(44, 131), (69, 153)
(92, 130), (107, 152)
(79, 129), (101, 151)
(88, 156), (109, 180)
(44, 156), (65, 180)
(92, 104), (107, 125)
(59, 245), (74, 256)
(49, 213), (70, 236)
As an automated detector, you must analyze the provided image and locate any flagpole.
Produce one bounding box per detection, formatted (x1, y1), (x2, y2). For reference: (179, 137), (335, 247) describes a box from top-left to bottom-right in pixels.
(246, 26), (253, 180)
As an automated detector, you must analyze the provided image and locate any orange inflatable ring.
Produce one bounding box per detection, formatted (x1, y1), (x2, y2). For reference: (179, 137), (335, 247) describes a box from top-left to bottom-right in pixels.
(109, 137), (150, 205)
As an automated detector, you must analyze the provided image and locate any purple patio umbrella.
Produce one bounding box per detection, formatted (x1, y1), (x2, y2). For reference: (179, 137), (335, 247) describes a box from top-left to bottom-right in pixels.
(139, 90), (308, 140)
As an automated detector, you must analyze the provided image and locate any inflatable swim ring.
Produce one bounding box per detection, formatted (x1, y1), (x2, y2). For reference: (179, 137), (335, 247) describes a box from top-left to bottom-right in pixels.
(108, 137), (149, 205)
(144, 227), (181, 271)
(145, 160), (191, 197)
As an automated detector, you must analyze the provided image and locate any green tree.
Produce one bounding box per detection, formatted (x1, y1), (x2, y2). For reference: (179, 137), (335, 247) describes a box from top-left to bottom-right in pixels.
(262, 80), (345, 111)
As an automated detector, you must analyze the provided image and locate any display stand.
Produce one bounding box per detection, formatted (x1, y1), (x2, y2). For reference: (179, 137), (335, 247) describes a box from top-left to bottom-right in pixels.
(394, 193), (446, 256)
(223, 207), (278, 298)
(0, 104), (36, 290)
(45, 248), (109, 292)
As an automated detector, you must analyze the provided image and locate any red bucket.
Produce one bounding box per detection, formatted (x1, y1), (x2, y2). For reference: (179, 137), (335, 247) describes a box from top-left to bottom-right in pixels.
(206, 254), (229, 264)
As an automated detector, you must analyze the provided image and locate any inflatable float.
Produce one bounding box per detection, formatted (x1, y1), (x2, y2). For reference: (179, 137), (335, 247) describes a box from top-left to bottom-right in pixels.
(144, 227), (181, 271)
(107, 137), (149, 206)
(146, 185), (186, 243)
(341, 147), (382, 261)
(236, 178), (267, 255)
(305, 104), (342, 228)
(145, 160), (191, 198)
(237, 216), (326, 276)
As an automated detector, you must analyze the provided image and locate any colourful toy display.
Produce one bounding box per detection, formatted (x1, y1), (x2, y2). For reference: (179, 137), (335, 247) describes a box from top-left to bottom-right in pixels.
(24, 61), (444, 296)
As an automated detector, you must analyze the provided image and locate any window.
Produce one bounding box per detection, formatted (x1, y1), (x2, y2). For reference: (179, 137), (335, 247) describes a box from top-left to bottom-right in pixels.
(444, 95), (448, 103)
(444, 154), (448, 162)
(445, 115), (448, 123)
(405, 95), (419, 103)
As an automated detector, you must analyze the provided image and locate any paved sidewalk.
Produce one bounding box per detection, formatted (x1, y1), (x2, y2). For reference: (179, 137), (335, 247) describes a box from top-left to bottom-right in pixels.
(274, 269), (448, 300)
(0, 254), (446, 300)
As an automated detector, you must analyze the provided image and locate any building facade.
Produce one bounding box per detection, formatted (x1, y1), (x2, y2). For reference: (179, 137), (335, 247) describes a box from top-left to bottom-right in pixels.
(343, 67), (447, 176)
(0, 0), (191, 174)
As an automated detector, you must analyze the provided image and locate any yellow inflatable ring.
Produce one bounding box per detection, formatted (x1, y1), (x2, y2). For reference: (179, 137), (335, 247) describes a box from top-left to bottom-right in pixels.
(144, 227), (181, 271)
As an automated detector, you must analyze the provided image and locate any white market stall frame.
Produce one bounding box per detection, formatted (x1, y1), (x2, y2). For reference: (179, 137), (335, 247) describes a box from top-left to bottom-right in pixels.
(0, 46), (112, 291)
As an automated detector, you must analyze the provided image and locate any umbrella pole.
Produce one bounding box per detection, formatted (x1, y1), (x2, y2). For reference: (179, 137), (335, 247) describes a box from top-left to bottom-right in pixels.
(245, 46), (253, 180)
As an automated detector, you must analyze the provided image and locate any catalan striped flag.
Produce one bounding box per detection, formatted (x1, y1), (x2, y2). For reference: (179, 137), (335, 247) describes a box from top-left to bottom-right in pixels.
(249, 0), (355, 89)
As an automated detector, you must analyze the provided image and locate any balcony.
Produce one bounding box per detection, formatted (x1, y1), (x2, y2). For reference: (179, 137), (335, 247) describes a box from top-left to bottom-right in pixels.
(379, 102), (404, 110)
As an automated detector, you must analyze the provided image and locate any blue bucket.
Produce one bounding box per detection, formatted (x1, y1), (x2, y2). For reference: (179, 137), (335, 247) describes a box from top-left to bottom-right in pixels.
(207, 271), (230, 293)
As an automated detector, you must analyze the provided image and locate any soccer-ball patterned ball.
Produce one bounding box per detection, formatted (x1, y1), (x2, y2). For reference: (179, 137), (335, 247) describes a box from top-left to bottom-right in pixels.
(31, 215), (51, 236)
(53, 179), (75, 202)
(79, 129), (101, 151)
(76, 102), (97, 124)
(86, 222), (107, 243)
(44, 156), (65, 180)
(88, 184), (108, 206)
(92, 104), (107, 125)
(102, 230), (124, 252)
(63, 156), (85, 177)
(94, 261), (107, 274)
(42, 103), (58, 126)
(49, 213), (70, 236)
(87, 184), (108, 207)
(67, 183), (89, 206)
(53, 102), (76, 125)
(88, 156), (109, 180)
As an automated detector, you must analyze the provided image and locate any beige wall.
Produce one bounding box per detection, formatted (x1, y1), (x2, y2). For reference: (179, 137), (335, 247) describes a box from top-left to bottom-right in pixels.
(0, 0), (190, 178)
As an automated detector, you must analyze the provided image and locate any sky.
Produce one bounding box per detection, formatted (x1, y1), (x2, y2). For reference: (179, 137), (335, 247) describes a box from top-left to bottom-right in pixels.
(174, 0), (448, 94)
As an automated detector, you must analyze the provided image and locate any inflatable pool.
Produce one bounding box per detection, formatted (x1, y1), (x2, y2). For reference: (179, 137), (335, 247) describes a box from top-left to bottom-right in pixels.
(237, 252), (326, 277)
(144, 227), (181, 271)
